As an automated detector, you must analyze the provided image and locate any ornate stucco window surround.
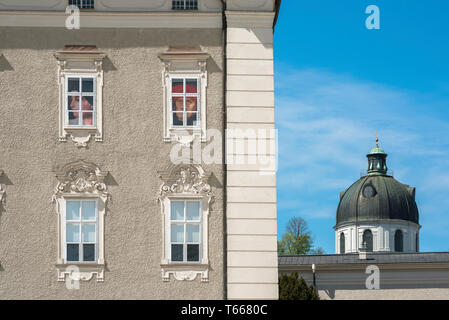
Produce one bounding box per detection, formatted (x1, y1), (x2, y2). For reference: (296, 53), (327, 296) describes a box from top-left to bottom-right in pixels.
(159, 47), (209, 145)
(55, 45), (106, 147)
(158, 164), (212, 282)
(52, 160), (108, 282)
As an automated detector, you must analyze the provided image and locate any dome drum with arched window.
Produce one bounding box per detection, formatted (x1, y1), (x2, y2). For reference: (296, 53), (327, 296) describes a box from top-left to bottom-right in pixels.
(334, 140), (421, 254)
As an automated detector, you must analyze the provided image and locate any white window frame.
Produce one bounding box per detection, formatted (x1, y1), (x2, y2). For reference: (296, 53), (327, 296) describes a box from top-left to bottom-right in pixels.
(168, 199), (202, 264)
(158, 164), (212, 282)
(69, 0), (95, 9)
(169, 76), (201, 130)
(65, 74), (97, 129)
(52, 160), (108, 282)
(172, 0), (198, 10)
(159, 51), (209, 144)
(64, 199), (98, 264)
(55, 49), (105, 147)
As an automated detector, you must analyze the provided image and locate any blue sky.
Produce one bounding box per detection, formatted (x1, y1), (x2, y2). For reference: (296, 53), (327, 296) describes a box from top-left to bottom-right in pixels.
(274, 0), (449, 253)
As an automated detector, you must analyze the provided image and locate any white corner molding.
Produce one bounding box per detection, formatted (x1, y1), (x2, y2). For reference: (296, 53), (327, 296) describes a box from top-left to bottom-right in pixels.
(0, 169), (5, 205)
(225, 0), (274, 11)
(55, 46), (106, 148)
(159, 48), (209, 144)
(225, 10), (275, 28)
(158, 164), (212, 282)
(52, 160), (108, 282)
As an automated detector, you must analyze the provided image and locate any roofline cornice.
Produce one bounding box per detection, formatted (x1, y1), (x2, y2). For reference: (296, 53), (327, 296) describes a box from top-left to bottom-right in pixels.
(0, 10), (222, 29)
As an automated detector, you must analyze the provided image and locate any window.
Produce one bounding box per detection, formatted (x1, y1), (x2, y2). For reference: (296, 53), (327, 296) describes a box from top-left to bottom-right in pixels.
(53, 160), (108, 282)
(66, 76), (96, 127)
(65, 200), (97, 263)
(172, 0), (198, 10)
(158, 164), (212, 282)
(170, 200), (201, 262)
(170, 78), (200, 128)
(55, 45), (105, 147)
(362, 229), (373, 252)
(339, 233), (345, 254)
(69, 0), (94, 9)
(159, 47), (209, 143)
(395, 229), (403, 252)
(363, 185), (376, 198)
(416, 233), (419, 252)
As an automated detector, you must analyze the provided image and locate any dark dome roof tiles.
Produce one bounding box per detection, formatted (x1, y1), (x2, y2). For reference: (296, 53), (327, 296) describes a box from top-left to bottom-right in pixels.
(336, 175), (419, 227)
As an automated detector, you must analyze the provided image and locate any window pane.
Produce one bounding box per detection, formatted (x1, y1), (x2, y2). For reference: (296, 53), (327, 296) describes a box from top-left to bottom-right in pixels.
(66, 223), (80, 242)
(186, 79), (197, 93)
(171, 224), (184, 242)
(68, 78), (79, 92)
(68, 95), (80, 110)
(83, 244), (95, 261)
(186, 201), (200, 220)
(82, 224), (96, 242)
(82, 78), (94, 92)
(81, 96), (94, 127)
(82, 201), (96, 220)
(172, 96), (184, 111)
(68, 112), (79, 125)
(185, 96), (197, 112)
(186, 112), (198, 126)
(82, 112), (94, 126)
(171, 201), (184, 220)
(172, 112), (184, 126)
(186, 224), (200, 242)
(66, 201), (80, 220)
(172, 79), (183, 93)
(171, 244), (183, 261)
(81, 96), (94, 110)
(67, 244), (79, 262)
(187, 244), (199, 262)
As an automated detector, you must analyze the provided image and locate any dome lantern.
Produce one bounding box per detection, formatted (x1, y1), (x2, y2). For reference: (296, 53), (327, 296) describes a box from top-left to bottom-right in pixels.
(366, 137), (388, 176)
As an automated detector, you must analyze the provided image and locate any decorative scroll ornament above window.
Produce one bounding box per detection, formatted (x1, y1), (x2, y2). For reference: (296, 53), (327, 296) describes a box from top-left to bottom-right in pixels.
(158, 164), (211, 198)
(159, 46), (209, 145)
(0, 169), (5, 205)
(55, 45), (106, 148)
(158, 164), (212, 282)
(52, 160), (108, 282)
(52, 160), (108, 201)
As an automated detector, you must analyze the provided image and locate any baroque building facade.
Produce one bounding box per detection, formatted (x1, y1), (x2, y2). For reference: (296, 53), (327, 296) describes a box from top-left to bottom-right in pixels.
(0, 0), (280, 299)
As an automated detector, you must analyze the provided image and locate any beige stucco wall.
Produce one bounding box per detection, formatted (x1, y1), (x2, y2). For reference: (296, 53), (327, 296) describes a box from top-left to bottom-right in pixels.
(319, 288), (449, 300)
(0, 27), (224, 299)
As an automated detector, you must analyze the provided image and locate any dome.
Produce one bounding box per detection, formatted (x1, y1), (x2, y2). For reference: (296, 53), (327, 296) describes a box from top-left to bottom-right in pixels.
(369, 145), (386, 155)
(335, 140), (419, 228)
(336, 175), (419, 227)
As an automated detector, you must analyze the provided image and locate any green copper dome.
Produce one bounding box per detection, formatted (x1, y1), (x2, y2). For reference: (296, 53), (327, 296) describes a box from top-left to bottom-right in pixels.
(335, 140), (420, 228)
(335, 175), (419, 228)
(369, 145), (386, 155)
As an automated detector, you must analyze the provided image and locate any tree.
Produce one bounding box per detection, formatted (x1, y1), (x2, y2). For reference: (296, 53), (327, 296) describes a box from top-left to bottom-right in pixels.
(278, 216), (324, 255)
(279, 272), (320, 300)
(310, 247), (325, 255)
